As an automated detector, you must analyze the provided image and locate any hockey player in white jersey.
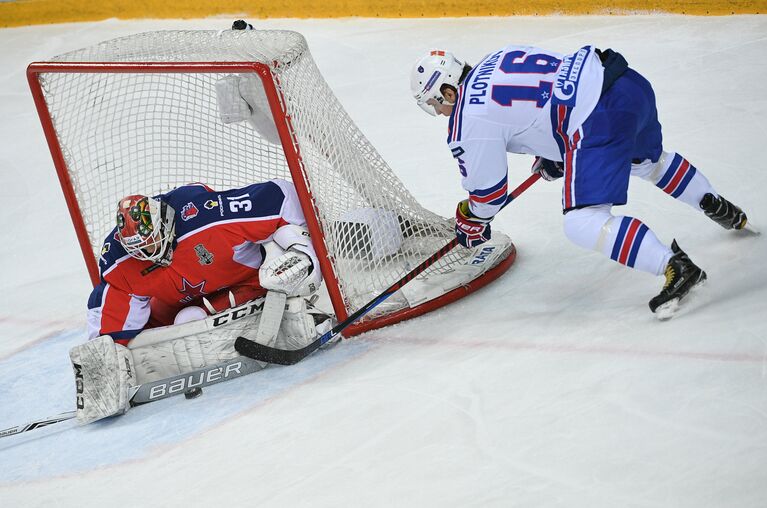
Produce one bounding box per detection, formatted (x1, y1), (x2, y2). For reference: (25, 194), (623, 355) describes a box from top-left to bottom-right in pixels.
(411, 46), (750, 319)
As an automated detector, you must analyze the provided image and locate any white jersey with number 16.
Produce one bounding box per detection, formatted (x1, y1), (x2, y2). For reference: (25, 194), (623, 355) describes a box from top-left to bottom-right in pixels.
(448, 44), (604, 218)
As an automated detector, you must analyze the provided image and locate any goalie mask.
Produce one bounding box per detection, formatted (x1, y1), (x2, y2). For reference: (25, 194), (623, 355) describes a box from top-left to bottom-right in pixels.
(410, 50), (466, 116)
(116, 195), (176, 266)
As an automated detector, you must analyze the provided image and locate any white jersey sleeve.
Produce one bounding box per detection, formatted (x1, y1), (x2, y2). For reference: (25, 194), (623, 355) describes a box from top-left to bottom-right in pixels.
(449, 136), (509, 219)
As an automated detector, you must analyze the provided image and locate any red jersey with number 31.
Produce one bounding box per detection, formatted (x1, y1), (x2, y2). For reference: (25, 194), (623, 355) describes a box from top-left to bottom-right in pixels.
(86, 179), (308, 341)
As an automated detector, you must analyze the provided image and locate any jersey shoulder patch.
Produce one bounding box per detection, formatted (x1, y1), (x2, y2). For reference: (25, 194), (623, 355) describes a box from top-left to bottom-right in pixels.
(98, 227), (130, 276)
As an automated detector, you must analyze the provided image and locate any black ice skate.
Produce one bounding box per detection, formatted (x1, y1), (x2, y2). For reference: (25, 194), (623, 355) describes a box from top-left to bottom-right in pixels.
(649, 240), (707, 320)
(699, 193), (748, 230)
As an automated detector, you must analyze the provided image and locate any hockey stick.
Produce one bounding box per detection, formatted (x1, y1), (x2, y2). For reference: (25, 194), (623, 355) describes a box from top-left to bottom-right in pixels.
(0, 355), (264, 440)
(0, 411), (77, 439)
(234, 173), (542, 365)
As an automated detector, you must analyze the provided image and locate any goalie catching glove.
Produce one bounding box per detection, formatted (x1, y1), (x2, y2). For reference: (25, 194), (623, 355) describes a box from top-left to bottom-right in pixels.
(259, 224), (322, 297)
(455, 199), (493, 248)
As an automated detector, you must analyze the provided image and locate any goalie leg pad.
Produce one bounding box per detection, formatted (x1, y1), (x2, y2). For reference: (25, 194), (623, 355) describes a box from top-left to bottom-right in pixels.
(254, 290), (287, 347)
(131, 328), (241, 383)
(275, 297), (320, 350)
(70, 336), (137, 424)
(129, 298), (265, 383)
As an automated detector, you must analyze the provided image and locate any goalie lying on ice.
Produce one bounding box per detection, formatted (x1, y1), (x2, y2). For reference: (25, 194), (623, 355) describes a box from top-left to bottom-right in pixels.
(71, 179), (331, 424)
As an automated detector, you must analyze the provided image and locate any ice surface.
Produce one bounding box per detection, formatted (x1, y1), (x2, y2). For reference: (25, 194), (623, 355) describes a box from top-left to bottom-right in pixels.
(1, 15), (766, 508)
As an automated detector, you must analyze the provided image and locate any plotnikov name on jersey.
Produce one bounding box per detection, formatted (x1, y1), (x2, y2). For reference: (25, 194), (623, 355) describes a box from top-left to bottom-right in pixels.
(468, 50), (504, 105)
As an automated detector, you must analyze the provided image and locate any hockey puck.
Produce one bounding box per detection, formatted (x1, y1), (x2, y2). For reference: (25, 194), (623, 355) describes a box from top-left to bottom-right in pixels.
(184, 387), (203, 399)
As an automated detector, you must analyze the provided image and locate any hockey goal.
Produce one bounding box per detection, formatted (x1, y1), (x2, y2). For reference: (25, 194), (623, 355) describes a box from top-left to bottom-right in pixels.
(27, 30), (516, 336)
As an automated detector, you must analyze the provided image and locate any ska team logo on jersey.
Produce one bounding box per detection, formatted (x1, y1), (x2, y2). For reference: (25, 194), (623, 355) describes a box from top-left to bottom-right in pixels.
(181, 202), (199, 221)
(553, 45), (592, 108)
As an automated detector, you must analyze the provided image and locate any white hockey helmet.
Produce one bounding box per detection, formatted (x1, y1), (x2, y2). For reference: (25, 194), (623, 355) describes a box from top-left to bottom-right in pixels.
(410, 50), (466, 116)
(116, 194), (176, 266)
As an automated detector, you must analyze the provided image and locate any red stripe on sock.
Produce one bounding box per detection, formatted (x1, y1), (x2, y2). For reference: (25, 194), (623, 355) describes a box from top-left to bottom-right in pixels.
(662, 159), (689, 195)
(618, 219), (641, 265)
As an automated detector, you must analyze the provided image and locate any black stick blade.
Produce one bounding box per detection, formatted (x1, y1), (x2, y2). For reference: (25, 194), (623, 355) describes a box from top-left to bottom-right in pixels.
(234, 336), (321, 365)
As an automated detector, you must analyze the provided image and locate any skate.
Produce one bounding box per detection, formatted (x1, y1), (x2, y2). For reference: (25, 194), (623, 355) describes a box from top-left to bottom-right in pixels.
(649, 240), (707, 320)
(699, 193), (748, 230)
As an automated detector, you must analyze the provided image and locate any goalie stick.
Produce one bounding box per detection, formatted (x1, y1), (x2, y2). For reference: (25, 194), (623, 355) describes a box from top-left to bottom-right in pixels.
(0, 355), (264, 440)
(234, 173), (541, 366)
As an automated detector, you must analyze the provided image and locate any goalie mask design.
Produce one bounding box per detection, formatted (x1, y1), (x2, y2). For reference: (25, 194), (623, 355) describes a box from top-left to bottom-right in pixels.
(410, 50), (466, 116)
(116, 195), (176, 266)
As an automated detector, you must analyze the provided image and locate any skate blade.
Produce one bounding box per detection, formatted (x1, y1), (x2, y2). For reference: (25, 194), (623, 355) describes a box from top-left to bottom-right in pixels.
(741, 222), (761, 235)
(654, 277), (707, 321)
(655, 272), (708, 321)
(655, 299), (679, 321)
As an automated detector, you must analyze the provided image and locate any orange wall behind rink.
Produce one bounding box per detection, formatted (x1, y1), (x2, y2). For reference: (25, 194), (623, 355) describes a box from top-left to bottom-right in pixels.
(1, 0), (765, 28)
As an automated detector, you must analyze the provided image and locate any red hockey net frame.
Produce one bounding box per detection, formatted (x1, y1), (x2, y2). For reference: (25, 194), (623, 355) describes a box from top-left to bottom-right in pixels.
(27, 60), (515, 337)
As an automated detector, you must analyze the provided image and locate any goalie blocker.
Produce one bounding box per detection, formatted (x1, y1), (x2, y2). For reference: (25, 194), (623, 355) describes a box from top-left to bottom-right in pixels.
(70, 295), (332, 424)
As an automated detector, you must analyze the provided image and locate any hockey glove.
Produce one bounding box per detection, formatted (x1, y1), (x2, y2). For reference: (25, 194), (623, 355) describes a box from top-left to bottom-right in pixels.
(455, 199), (492, 248)
(531, 156), (564, 181)
(260, 247), (321, 297)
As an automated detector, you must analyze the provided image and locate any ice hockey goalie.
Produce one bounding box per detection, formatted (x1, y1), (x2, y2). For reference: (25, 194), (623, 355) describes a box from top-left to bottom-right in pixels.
(70, 175), (332, 424)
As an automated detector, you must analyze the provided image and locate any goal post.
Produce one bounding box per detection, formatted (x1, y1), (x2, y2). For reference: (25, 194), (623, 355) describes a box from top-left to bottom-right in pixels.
(27, 30), (517, 336)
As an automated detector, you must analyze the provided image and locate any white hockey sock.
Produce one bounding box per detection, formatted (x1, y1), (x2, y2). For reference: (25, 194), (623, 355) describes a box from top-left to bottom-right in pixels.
(563, 205), (672, 276)
(631, 151), (717, 209)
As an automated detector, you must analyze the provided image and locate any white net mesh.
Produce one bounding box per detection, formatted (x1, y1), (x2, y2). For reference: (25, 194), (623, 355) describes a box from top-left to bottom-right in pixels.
(35, 30), (513, 324)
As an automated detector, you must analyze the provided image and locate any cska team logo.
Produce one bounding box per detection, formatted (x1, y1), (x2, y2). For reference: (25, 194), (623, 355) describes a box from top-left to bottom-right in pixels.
(181, 202), (199, 221)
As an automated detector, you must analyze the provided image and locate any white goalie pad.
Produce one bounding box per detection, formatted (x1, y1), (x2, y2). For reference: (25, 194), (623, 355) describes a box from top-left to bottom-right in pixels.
(253, 290), (287, 347)
(274, 296), (320, 351)
(69, 336), (137, 424)
(399, 233), (514, 308)
(128, 296), (331, 383)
